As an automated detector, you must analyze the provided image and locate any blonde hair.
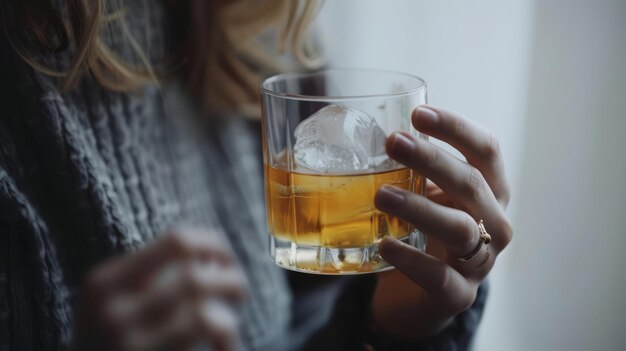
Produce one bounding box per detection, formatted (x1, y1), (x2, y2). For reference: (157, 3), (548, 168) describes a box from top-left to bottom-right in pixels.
(0, 0), (323, 116)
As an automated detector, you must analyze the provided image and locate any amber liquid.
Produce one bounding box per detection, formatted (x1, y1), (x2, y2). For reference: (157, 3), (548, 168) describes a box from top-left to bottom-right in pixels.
(265, 165), (424, 248)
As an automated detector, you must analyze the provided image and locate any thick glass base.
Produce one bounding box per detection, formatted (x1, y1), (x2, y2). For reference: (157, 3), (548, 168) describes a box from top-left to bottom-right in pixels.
(270, 231), (427, 275)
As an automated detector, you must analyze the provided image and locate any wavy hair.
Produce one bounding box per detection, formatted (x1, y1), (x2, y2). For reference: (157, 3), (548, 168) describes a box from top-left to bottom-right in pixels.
(0, 0), (323, 116)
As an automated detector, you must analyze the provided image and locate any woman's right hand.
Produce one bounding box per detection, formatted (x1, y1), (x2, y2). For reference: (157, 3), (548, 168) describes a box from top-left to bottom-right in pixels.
(74, 228), (246, 351)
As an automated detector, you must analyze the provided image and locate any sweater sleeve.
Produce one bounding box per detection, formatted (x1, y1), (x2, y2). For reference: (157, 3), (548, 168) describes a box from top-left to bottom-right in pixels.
(366, 282), (489, 351)
(0, 121), (73, 351)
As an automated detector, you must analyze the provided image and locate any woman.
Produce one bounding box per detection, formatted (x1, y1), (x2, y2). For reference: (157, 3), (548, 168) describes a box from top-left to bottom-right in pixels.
(0, 0), (512, 350)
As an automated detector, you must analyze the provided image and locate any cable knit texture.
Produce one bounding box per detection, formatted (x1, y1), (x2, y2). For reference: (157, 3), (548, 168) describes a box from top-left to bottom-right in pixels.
(0, 1), (486, 350)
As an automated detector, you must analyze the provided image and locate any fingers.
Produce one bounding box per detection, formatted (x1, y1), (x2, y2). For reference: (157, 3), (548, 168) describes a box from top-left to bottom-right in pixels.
(412, 105), (510, 206)
(88, 228), (234, 292)
(195, 300), (240, 351)
(386, 131), (493, 216)
(179, 263), (247, 303)
(122, 299), (239, 351)
(379, 237), (476, 316)
(376, 185), (496, 279)
(375, 185), (480, 259)
(82, 228), (245, 351)
(99, 264), (244, 351)
(122, 303), (194, 351)
(116, 263), (246, 329)
(385, 131), (511, 250)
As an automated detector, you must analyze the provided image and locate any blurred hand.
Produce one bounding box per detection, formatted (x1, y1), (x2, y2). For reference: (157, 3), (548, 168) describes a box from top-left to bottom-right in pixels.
(74, 228), (246, 351)
(373, 105), (512, 339)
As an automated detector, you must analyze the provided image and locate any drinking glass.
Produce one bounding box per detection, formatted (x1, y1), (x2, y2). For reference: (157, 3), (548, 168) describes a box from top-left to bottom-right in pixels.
(261, 69), (427, 274)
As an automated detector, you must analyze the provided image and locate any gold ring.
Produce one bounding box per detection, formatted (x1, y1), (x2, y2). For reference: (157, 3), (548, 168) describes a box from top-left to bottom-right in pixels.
(457, 220), (492, 262)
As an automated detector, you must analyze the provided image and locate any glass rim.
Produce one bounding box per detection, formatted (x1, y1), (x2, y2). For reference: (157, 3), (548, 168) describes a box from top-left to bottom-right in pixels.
(260, 68), (427, 102)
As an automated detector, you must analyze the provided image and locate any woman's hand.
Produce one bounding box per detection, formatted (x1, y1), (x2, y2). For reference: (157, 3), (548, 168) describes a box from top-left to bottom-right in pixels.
(372, 105), (513, 340)
(74, 228), (246, 351)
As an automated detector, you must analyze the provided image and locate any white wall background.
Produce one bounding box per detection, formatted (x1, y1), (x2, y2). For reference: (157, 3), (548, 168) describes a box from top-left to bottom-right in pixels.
(511, 0), (626, 350)
(319, 0), (626, 350)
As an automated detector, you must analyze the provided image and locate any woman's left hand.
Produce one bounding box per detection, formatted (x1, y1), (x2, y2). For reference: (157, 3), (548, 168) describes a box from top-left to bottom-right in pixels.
(372, 105), (513, 340)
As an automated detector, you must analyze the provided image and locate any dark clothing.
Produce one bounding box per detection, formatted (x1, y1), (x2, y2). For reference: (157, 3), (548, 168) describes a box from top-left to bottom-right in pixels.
(0, 1), (486, 350)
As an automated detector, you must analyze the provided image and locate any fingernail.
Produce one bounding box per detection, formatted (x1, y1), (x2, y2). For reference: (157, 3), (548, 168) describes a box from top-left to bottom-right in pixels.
(376, 185), (406, 210)
(389, 132), (415, 155)
(415, 106), (438, 128)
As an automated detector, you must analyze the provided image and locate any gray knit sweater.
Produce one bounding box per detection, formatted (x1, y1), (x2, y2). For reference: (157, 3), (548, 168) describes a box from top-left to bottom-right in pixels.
(0, 2), (486, 350)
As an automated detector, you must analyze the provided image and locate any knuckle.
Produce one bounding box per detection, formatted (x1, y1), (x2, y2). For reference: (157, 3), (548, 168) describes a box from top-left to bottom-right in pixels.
(198, 309), (239, 343)
(214, 268), (248, 303)
(456, 289), (477, 313)
(484, 133), (502, 161)
(499, 188), (512, 208)
(441, 284), (477, 315)
(496, 216), (514, 250)
(432, 266), (452, 293)
(453, 116), (467, 138)
(477, 255), (496, 278)
(459, 167), (484, 201)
